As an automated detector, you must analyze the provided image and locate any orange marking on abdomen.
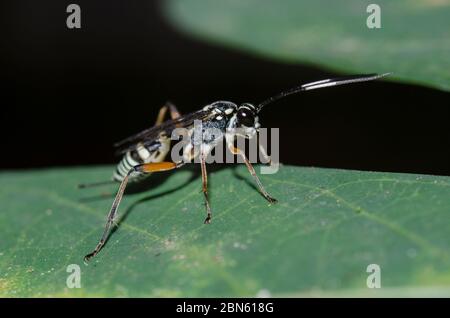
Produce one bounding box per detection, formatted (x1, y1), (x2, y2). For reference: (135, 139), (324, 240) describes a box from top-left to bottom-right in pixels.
(140, 162), (177, 173)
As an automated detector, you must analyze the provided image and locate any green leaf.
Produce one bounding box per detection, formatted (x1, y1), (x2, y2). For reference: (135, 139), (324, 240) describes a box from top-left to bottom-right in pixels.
(1, 165), (450, 297)
(163, 0), (450, 91)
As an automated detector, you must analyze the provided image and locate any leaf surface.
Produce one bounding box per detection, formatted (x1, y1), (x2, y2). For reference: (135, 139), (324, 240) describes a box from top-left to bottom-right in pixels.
(1, 165), (450, 296)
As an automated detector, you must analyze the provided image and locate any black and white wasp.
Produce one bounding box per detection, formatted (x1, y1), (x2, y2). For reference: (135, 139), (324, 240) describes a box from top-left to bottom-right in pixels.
(82, 73), (389, 261)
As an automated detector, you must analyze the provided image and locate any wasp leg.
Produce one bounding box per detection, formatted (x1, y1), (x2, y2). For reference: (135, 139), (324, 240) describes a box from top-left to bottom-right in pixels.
(229, 145), (277, 204)
(200, 152), (212, 224)
(84, 161), (182, 262)
(77, 179), (117, 189)
(258, 142), (272, 166)
(155, 101), (181, 125)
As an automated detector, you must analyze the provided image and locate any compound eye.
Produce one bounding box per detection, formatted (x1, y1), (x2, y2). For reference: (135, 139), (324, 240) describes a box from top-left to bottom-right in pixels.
(237, 108), (255, 127)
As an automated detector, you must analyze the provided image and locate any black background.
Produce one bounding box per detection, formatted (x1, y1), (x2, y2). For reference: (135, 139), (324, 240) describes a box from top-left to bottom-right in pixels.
(1, 0), (449, 175)
(0, 297), (443, 315)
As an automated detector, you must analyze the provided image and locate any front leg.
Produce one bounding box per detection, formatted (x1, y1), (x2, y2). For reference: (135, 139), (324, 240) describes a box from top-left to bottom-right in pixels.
(229, 144), (277, 204)
(258, 141), (272, 166)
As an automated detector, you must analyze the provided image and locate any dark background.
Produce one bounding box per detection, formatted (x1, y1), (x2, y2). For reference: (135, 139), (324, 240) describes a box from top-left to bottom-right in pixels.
(1, 0), (449, 175)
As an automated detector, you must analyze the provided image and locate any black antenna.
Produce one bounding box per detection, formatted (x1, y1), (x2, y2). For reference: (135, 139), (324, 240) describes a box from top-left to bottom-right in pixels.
(257, 73), (391, 110)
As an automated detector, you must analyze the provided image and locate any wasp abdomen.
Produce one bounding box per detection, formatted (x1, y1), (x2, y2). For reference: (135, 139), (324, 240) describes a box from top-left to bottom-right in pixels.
(112, 139), (169, 182)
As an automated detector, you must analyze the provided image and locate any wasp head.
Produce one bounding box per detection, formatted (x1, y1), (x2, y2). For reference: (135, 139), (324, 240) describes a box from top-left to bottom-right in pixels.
(227, 103), (260, 139)
(236, 103), (260, 129)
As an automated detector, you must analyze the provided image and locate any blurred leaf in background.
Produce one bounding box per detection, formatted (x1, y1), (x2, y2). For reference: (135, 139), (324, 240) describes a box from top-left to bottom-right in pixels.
(1, 165), (450, 297)
(163, 0), (450, 91)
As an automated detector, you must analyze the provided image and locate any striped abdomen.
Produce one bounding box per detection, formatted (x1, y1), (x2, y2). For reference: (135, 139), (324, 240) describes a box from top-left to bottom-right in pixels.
(112, 139), (170, 182)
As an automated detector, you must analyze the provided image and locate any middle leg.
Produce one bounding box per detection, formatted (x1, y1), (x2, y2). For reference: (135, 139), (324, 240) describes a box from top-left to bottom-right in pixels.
(200, 152), (212, 224)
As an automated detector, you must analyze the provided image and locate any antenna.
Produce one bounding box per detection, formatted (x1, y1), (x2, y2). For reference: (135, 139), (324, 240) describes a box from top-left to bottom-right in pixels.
(257, 73), (391, 110)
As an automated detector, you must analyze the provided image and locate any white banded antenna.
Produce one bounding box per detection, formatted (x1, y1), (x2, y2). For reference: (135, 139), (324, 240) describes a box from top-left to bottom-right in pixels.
(257, 73), (391, 110)
(301, 73), (391, 91)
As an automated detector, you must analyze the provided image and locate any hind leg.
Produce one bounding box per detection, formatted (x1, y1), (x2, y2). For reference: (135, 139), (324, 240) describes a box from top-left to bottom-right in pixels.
(84, 161), (184, 262)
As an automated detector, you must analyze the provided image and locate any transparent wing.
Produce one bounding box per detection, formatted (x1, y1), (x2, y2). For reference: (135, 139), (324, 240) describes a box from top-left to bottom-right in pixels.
(114, 109), (210, 155)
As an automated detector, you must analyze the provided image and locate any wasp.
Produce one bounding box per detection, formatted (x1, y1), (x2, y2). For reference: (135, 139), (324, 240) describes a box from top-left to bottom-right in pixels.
(82, 73), (389, 261)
